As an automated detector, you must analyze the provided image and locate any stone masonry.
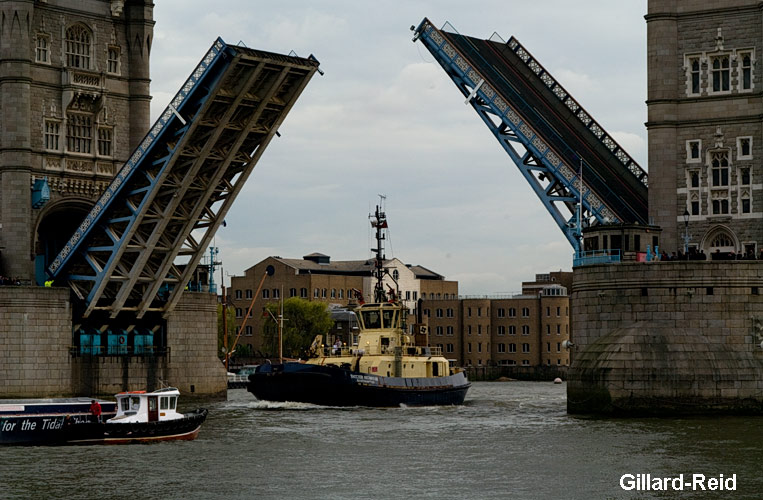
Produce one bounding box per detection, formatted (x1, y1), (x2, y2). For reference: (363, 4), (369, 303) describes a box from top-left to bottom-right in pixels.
(647, 0), (763, 255)
(0, 287), (225, 398)
(569, 261), (763, 414)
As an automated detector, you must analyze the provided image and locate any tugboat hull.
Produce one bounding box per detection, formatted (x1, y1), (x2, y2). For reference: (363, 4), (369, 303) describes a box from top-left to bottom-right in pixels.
(248, 363), (470, 407)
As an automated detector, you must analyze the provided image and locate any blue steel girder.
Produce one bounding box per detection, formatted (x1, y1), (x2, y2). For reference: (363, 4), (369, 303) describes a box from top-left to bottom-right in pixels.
(108, 62), (282, 318)
(48, 39), (320, 318)
(413, 19), (645, 250)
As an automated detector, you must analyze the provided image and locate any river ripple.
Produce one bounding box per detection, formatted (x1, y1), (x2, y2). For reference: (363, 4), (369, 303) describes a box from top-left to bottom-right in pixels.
(2, 382), (762, 499)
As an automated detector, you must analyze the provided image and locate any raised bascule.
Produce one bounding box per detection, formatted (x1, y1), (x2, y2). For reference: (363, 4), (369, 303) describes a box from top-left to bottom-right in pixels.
(414, 11), (763, 415)
(48, 39), (320, 329)
(412, 18), (648, 252)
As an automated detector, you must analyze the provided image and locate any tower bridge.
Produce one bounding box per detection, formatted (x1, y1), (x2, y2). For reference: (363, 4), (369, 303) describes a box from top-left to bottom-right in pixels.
(413, 19), (648, 251)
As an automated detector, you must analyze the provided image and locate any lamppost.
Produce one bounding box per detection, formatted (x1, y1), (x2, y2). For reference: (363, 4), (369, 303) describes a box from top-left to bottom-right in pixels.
(683, 209), (690, 254)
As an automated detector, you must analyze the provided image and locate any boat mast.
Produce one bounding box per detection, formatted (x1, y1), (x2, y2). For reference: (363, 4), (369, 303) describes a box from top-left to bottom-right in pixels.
(371, 196), (388, 303)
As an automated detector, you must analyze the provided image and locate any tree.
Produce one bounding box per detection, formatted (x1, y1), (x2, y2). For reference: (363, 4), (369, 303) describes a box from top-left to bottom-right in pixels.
(262, 297), (333, 358)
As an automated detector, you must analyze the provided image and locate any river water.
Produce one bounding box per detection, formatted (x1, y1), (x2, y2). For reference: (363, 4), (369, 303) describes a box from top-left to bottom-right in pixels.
(2, 382), (762, 499)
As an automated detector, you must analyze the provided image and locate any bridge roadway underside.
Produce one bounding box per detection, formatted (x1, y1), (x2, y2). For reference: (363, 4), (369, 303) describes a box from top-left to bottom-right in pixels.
(440, 30), (648, 225)
(570, 261), (763, 415)
(49, 39), (319, 324)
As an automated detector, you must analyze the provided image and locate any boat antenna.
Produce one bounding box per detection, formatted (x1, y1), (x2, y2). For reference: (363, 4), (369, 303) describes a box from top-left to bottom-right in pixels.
(370, 195), (388, 303)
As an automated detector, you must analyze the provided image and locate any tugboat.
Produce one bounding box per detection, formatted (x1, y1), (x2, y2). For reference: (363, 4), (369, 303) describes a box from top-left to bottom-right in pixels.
(247, 203), (471, 406)
(1, 388), (206, 445)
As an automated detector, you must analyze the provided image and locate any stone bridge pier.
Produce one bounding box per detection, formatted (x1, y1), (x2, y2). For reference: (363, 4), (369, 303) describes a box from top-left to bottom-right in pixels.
(569, 261), (763, 415)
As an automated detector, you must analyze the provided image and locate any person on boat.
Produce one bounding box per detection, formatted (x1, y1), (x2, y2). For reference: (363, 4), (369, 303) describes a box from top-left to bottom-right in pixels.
(89, 400), (102, 423)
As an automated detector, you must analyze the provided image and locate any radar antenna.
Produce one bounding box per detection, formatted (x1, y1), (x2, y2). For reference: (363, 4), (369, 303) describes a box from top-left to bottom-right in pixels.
(370, 196), (390, 303)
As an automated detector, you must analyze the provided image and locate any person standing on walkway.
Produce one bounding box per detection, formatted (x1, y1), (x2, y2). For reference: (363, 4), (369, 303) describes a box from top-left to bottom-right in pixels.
(89, 399), (102, 423)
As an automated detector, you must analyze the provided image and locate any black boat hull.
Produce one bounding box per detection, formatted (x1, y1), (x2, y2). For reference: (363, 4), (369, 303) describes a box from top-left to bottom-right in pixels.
(248, 363), (470, 407)
(1, 400), (116, 445)
(1, 409), (207, 446)
(65, 409), (208, 445)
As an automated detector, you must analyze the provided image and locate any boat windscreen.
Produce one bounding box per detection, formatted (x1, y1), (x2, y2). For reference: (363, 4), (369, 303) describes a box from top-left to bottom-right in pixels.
(382, 310), (396, 329)
(362, 310), (381, 329)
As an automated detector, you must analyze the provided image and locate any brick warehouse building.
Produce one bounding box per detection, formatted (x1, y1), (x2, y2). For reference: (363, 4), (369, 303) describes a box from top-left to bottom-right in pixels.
(228, 253), (459, 355)
(424, 272), (571, 370)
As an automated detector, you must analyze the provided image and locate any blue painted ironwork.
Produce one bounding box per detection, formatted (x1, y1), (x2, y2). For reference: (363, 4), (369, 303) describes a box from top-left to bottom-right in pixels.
(31, 177), (50, 209)
(47, 38), (321, 319)
(572, 249), (621, 267)
(48, 38), (228, 278)
(413, 19), (648, 251)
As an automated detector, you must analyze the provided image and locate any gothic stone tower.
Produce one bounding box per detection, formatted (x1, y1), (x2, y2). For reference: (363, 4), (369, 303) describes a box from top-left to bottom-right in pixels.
(647, 0), (763, 256)
(0, 0), (153, 283)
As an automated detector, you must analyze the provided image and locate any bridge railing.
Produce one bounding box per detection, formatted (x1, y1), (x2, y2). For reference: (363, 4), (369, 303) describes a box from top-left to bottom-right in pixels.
(573, 249), (621, 267)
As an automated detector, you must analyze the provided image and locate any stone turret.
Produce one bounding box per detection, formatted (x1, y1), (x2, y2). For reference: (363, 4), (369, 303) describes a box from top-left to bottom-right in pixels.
(0, 1), (34, 279)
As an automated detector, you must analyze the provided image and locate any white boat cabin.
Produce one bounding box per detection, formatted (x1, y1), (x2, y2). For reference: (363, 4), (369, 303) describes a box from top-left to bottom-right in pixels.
(107, 388), (184, 424)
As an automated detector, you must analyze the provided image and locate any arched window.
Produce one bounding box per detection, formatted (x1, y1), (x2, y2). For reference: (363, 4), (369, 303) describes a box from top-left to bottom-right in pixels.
(711, 55), (730, 92)
(392, 269), (399, 281)
(711, 233), (733, 248)
(711, 151), (729, 187)
(65, 24), (92, 69)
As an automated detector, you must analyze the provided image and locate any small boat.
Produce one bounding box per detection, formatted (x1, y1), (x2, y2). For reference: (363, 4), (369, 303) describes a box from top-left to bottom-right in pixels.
(248, 203), (471, 407)
(65, 388), (207, 445)
(1, 388), (206, 445)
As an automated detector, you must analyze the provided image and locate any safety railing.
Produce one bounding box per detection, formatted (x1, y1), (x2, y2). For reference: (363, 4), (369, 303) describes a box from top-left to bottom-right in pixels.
(573, 249), (622, 267)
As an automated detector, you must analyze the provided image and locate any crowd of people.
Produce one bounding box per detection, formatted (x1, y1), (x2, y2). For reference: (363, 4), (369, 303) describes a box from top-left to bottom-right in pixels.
(0, 276), (21, 285)
(652, 247), (763, 261)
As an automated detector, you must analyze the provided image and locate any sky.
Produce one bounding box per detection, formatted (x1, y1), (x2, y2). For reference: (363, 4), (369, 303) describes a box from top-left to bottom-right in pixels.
(149, 1), (648, 294)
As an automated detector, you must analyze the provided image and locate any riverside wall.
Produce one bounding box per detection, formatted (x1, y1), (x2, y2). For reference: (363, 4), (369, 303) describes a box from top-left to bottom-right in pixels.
(0, 287), (226, 398)
(569, 261), (763, 415)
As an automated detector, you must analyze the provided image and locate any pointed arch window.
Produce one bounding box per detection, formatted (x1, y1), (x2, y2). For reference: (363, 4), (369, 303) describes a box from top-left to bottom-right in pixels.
(689, 192), (700, 216)
(65, 24), (92, 69)
(711, 55), (730, 92)
(690, 58), (700, 94)
(36, 34), (50, 63)
(711, 151), (729, 187)
(711, 197), (729, 215)
(711, 233), (733, 248)
(107, 46), (121, 75)
(741, 189), (751, 214)
(740, 52), (753, 91)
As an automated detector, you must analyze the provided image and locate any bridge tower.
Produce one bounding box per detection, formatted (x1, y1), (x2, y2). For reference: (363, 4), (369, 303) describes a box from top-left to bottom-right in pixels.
(647, 0), (763, 257)
(0, 0), (153, 283)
